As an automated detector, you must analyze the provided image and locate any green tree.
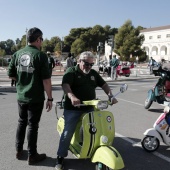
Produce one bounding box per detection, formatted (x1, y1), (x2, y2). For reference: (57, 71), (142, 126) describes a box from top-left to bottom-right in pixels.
(0, 49), (6, 56)
(114, 20), (144, 61)
(5, 39), (15, 55)
(41, 39), (51, 52)
(71, 38), (86, 55)
(20, 35), (27, 48)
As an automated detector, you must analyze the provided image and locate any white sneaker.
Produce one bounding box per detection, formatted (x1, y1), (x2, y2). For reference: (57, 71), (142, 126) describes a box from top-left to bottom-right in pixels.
(55, 156), (64, 170)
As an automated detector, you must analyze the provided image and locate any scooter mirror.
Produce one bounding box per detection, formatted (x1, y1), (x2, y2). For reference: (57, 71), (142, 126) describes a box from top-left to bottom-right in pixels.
(120, 84), (128, 93)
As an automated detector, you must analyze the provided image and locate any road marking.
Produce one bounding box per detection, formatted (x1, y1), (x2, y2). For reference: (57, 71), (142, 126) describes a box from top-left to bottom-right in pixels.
(116, 132), (170, 163)
(118, 98), (144, 106)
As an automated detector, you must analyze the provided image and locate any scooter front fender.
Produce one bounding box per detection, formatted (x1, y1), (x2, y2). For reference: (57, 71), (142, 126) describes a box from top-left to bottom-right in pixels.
(91, 146), (124, 169)
(144, 128), (163, 142)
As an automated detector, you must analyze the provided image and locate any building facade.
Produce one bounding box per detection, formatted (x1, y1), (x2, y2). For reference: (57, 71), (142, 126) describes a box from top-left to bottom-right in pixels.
(140, 25), (170, 62)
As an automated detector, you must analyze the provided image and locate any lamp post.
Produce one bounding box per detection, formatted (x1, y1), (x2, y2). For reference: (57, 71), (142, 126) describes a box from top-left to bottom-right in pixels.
(25, 28), (28, 46)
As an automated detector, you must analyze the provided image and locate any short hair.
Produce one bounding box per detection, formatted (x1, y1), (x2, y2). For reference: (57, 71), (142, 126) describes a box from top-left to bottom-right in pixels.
(79, 51), (95, 60)
(27, 27), (43, 43)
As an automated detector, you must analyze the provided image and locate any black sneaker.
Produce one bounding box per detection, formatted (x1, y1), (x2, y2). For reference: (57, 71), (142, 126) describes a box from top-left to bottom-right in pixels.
(55, 156), (64, 170)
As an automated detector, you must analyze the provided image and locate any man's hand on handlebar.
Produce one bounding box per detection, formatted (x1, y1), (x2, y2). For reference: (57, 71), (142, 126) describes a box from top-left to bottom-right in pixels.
(70, 95), (81, 106)
(109, 96), (118, 105)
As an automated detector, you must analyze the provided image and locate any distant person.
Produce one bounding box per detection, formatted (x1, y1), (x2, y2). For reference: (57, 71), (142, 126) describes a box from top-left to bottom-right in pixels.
(72, 57), (77, 66)
(47, 51), (55, 77)
(9, 56), (16, 86)
(161, 58), (165, 66)
(107, 55), (112, 77)
(65, 53), (74, 70)
(11, 79), (16, 87)
(8, 27), (53, 165)
(148, 57), (156, 74)
(110, 55), (119, 80)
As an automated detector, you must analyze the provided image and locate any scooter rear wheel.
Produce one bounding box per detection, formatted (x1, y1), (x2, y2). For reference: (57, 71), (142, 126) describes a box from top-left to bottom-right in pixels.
(96, 162), (111, 170)
(141, 136), (160, 152)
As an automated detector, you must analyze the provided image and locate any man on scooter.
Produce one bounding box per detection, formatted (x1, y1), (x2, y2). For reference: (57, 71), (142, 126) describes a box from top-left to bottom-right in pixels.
(55, 51), (118, 170)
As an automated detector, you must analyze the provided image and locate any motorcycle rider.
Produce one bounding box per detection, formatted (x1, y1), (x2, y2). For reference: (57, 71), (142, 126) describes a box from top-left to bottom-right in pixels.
(55, 51), (118, 170)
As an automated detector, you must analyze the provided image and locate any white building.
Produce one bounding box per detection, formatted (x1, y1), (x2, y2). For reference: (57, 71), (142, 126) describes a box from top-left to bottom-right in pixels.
(104, 42), (119, 62)
(140, 25), (170, 62)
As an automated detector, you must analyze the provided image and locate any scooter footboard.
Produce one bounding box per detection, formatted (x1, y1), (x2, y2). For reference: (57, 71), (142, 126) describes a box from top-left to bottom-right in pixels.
(91, 146), (124, 169)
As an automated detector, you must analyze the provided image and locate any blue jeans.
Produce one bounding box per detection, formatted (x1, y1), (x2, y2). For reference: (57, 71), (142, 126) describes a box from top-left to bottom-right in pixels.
(57, 109), (92, 157)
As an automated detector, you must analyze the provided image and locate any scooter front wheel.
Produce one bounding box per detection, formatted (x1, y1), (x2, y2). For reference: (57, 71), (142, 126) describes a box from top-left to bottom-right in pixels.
(141, 136), (160, 152)
(144, 93), (153, 109)
(96, 162), (112, 170)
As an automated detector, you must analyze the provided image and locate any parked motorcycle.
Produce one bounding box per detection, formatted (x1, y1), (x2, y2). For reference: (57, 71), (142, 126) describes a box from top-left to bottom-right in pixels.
(144, 66), (170, 109)
(55, 84), (128, 170)
(141, 102), (170, 152)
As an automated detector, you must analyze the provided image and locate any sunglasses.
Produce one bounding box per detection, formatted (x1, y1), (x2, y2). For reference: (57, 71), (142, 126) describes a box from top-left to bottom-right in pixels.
(83, 60), (94, 67)
(39, 37), (43, 41)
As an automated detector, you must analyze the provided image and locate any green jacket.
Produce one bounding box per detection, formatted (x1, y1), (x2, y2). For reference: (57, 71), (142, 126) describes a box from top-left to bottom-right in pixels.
(110, 58), (119, 68)
(8, 45), (50, 103)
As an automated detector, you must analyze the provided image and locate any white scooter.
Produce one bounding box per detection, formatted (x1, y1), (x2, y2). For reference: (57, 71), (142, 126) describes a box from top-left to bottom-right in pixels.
(141, 102), (170, 152)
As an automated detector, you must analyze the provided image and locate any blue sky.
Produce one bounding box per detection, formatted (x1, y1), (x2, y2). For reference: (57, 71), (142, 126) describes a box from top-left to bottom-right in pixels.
(1, 0), (170, 42)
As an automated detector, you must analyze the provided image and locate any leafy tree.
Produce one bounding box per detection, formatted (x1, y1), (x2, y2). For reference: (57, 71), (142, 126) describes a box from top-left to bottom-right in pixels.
(41, 39), (51, 52)
(15, 38), (21, 45)
(5, 39), (15, 55)
(0, 41), (6, 50)
(20, 35), (27, 48)
(0, 49), (6, 56)
(71, 38), (86, 55)
(114, 20), (144, 61)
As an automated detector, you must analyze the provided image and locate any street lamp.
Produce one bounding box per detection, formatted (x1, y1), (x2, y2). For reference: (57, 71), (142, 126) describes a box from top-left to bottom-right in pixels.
(25, 28), (28, 46)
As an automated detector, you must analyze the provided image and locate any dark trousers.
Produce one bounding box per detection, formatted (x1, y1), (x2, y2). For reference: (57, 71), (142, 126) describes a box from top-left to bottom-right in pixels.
(11, 79), (16, 86)
(150, 65), (154, 74)
(16, 101), (44, 156)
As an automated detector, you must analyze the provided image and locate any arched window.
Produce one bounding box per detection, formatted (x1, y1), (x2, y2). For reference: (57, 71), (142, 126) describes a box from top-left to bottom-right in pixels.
(160, 46), (167, 55)
(151, 46), (158, 55)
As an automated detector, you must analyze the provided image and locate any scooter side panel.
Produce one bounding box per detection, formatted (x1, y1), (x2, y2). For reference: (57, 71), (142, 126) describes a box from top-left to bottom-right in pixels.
(79, 111), (115, 158)
(91, 146), (124, 169)
(143, 128), (163, 142)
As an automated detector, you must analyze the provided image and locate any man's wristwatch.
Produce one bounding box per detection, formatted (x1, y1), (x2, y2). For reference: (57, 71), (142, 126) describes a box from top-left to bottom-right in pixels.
(47, 98), (53, 101)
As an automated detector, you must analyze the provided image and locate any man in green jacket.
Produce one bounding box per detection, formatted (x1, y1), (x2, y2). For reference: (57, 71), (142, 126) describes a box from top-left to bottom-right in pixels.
(8, 27), (53, 165)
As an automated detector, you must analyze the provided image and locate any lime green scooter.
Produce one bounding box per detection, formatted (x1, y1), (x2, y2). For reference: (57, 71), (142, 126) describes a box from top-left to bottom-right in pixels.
(55, 84), (128, 170)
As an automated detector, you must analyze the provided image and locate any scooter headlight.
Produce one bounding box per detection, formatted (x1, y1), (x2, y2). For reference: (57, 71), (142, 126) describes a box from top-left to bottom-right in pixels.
(97, 101), (108, 110)
(101, 135), (108, 144)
